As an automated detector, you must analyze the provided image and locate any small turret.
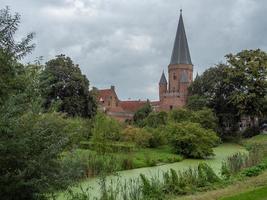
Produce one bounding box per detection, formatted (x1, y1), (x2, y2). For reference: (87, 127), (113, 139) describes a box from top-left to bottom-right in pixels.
(159, 71), (167, 101)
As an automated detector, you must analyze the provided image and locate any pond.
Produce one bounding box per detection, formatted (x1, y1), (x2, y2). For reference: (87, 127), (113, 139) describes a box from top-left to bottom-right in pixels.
(57, 143), (247, 199)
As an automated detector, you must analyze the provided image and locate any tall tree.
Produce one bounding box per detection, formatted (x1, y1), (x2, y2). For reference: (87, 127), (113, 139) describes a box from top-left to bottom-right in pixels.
(226, 49), (267, 124)
(189, 49), (267, 137)
(40, 54), (97, 118)
(0, 7), (35, 104)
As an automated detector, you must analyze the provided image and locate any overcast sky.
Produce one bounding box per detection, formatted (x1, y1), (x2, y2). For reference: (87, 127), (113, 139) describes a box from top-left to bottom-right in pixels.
(2, 0), (267, 100)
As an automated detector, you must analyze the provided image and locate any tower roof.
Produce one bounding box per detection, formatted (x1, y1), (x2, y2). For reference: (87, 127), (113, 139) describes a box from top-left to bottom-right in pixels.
(170, 10), (192, 65)
(159, 71), (167, 85)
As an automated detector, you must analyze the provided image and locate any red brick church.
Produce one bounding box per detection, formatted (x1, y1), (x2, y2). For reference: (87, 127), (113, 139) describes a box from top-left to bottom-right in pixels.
(97, 10), (193, 121)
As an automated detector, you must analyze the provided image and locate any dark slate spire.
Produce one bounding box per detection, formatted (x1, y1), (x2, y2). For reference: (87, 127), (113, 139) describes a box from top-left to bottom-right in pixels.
(159, 71), (167, 85)
(170, 9), (192, 65)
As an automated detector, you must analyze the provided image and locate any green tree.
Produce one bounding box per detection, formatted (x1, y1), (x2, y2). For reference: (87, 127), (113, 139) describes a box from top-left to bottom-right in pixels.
(169, 108), (192, 123)
(226, 49), (267, 125)
(189, 64), (241, 137)
(191, 108), (218, 131)
(40, 54), (97, 118)
(169, 122), (219, 158)
(189, 50), (267, 138)
(144, 111), (168, 128)
(0, 7), (35, 105)
(133, 102), (152, 127)
(186, 95), (207, 111)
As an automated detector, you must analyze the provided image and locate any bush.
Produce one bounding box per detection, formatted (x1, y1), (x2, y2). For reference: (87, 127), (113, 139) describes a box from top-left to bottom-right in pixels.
(0, 112), (71, 200)
(242, 126), (261, 138)
(145, 127), (168, 148)
(191, 108), (218, 131)
(168, 108), (218, 131)
(93, 114), (122, 141)
(169, 108), (192, 123)
(169, 122), (220, 158)
(133, 103), (152, 127)
(121, 126), (153, 148)
(91, 114), (122, 153)
(144, 111), (168, 128)
(64, 117), (93, 148)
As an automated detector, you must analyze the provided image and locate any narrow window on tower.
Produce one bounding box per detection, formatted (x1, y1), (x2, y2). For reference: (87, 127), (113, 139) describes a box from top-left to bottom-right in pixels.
(173, 73), (176, 80)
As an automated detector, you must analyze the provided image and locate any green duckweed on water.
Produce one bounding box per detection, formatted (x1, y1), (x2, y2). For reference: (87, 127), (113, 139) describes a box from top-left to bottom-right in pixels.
(56, 143), (247, 200)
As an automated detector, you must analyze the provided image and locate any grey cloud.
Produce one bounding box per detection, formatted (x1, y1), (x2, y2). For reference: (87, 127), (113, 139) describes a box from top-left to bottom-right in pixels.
(2, 0), (267, 100)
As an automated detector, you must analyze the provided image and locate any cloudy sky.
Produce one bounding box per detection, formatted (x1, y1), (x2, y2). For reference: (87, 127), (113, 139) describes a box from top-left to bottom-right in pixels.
(2, 0), (267, 100)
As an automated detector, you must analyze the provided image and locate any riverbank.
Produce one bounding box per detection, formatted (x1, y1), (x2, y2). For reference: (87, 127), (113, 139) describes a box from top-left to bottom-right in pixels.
(56, 143), (246, 200)
(173, 134), (267, 200)
(174, 168), (267, 200)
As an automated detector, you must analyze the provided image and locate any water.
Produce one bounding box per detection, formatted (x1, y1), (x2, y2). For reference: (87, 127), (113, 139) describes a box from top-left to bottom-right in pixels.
(57, 143), (246, 199)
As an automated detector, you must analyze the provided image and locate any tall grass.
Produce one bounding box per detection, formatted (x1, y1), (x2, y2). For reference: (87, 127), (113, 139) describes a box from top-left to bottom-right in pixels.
(64, 143), (267, 200)
(221, 143), (267, 177)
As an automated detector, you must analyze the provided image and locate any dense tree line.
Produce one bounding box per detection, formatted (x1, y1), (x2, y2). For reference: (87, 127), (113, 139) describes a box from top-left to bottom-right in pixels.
(0, 7), (97, 200)
(188, 50), (267, 139)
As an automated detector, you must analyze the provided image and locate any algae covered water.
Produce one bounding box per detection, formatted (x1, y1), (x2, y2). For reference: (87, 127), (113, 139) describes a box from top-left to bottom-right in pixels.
(57, 143), (246, 199)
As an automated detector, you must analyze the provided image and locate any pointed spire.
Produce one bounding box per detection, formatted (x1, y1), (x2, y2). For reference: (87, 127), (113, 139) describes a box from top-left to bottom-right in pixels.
(159, 71), (167, 85)
(170, 10), (192, 65)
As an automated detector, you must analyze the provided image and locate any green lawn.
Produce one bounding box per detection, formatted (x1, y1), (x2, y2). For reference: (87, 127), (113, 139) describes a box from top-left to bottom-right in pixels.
(220, 186), (267, 200)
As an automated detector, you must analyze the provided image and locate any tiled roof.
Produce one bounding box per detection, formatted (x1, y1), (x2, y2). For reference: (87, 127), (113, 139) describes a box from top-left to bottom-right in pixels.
(119, 101), (147, 112)
(97, 89), (118, 102)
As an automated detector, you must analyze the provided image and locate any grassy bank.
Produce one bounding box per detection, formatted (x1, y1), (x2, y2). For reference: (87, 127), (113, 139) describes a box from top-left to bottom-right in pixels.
(221, 185), (267, 200)
(173, 134), (267, 200)
(174, 170), (267, 200)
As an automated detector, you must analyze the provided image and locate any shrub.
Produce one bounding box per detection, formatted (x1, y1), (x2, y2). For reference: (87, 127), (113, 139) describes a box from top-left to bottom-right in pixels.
(242, 126), (261, 138)
(0, 112), (71, 200)
(144, 111), (168, 128)
(143, 127), (168, 148)
(133, 102), (152, 127)
(121, 126), (153, 148)
(64, 117), (93, 148)
(191, 108), (218, 131)
(92, 114), (122, 141)
(169, 122), (220, 158)
(91, 114), (122, 153)
(169, 108), (192, 123)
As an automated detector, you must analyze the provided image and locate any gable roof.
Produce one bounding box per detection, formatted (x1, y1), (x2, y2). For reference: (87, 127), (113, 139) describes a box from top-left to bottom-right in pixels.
(97, 88), (118, 102)
(170, 10), (192, 65)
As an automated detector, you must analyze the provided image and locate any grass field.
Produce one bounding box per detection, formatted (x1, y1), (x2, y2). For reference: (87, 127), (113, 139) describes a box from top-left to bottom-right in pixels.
(220, 186), (267, 200)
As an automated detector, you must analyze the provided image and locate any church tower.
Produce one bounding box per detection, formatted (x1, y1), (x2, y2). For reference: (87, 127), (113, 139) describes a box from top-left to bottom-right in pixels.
(168, 9), (193, 95)
(158, 9), (193, 110)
